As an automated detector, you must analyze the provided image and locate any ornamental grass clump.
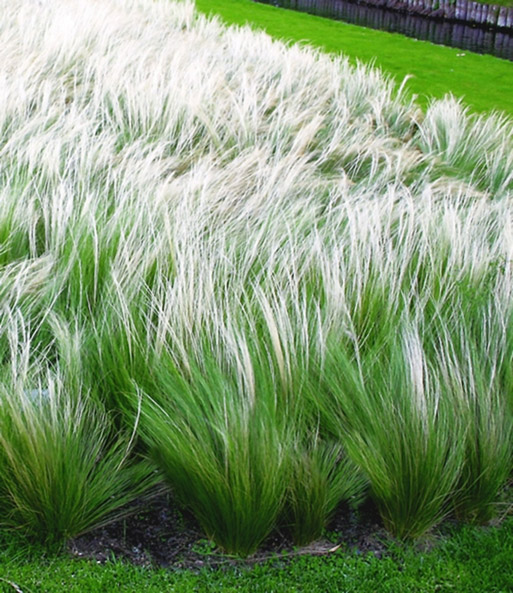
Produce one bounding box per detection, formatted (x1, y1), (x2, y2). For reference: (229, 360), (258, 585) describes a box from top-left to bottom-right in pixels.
(317, 329), (467, 540)
(284, 434), (367, 546)
(138, 341), (297, 557)
(432, 312), (513, 524)
(0, 378), (156, 545)
(0, 320), (157, 545)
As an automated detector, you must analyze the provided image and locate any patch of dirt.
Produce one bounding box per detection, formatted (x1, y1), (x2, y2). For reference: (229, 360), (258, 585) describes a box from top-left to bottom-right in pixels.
(68, 492), (389, 569)
(327, 498), (391, 558)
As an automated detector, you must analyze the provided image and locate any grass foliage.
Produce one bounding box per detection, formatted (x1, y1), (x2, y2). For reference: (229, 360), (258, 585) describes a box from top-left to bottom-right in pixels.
(0, 0), (512, 554)
(0, 327), (156, 544)
(138, 345), (295, 556)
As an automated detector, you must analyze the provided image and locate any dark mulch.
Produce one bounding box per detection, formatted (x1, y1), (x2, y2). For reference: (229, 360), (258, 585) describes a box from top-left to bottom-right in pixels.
(68, 492), (389, 570)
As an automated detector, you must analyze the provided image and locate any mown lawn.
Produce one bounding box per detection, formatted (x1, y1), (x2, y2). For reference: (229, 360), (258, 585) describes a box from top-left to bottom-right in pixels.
(476, 0), (513, 6)
(1, 518), (513, 592)
(195, 0), (513, 115)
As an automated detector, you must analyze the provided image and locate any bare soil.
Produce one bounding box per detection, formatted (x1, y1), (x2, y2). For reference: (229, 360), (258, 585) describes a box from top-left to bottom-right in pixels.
(68, 493), (389, 569)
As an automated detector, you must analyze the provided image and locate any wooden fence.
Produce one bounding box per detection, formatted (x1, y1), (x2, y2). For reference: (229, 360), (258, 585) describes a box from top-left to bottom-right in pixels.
(274, 0), (513, 29)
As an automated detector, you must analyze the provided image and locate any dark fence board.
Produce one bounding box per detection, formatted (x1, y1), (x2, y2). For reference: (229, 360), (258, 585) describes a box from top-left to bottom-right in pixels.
(277, 0), (513, 29)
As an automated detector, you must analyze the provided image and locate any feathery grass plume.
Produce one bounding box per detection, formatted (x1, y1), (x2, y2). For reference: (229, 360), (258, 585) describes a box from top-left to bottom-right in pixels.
(417, 98), (513, 195)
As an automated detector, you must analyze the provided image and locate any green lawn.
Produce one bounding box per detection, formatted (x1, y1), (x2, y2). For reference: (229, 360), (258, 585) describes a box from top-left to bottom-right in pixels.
(477, 0), (513, 6)
(195, 0), (513, 116)
(1, 519), (513, 592)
